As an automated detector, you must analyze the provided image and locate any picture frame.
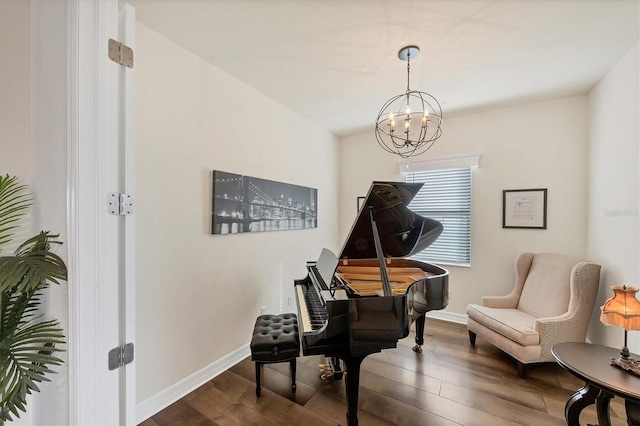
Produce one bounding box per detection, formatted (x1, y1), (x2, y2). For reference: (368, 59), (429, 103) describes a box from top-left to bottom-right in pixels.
(502, 188), (547, 229)
(211, 170), (317, 234)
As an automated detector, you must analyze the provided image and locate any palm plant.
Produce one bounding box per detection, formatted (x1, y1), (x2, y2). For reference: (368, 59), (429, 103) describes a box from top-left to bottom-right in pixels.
(0, 175), (67, 423)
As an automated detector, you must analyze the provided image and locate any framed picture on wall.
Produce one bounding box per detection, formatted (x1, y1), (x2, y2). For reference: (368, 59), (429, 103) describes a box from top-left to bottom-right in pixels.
(502, 188), (547, 229)
(211, 170), (318, 234)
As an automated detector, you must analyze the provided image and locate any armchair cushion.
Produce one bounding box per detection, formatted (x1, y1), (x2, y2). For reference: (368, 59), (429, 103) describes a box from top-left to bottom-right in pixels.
(466, 305), (539, 346)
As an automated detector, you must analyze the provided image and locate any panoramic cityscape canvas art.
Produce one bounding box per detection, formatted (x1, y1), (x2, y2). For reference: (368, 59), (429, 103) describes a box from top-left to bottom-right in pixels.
(211, 170), (318, 234)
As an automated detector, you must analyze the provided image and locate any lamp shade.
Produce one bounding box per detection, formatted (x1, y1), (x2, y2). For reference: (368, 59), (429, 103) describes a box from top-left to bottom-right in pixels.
(600, 285), (640, 331)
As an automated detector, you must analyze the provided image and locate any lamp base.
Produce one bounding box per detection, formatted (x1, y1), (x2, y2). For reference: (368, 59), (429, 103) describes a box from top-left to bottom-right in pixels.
(610, 355), (640, 377)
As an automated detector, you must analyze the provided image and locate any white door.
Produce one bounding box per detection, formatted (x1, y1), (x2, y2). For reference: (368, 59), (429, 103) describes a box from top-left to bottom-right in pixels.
(68, 1), (136, 424)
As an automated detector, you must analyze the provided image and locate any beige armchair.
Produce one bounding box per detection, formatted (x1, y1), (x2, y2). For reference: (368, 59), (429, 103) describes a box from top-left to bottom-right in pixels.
(466, 252), (601, 378)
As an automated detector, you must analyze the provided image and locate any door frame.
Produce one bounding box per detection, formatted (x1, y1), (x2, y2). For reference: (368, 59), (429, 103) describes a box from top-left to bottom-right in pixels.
(67, 0), (135, 424)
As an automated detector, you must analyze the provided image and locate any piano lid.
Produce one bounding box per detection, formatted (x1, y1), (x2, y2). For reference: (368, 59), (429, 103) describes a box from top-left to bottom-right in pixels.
(339, 181), (443, 260)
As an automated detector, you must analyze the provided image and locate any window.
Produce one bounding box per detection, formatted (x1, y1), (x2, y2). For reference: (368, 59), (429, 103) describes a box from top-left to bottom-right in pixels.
(405, 167), (472, 266)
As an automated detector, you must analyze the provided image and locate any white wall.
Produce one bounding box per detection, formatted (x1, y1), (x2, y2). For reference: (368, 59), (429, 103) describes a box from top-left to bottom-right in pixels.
(31, 0), (69, 425)
(339, 96), (589, 316)
(587, 42), (640, 353)
(0, 2), (33, 424)
(29, 0), (69, 423)
(134, 23), (340, 406)
(0, 0), (31, 180)
(0, 1), (70, 425)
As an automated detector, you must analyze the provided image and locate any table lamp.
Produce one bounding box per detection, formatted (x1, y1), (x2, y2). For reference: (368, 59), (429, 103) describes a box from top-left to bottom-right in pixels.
(600, 285), (640, 376)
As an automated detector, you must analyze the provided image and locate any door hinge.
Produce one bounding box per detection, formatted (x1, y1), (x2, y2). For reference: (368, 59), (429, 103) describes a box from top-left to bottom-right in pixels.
(108, 343), (134, 370)
(108, 38), (134, 68)
(107, 192), (134, 216)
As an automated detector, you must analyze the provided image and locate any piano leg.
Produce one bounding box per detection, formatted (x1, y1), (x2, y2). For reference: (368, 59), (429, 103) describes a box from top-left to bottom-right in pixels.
(342, 356), (365, 426)
(412, 314), (425, 353)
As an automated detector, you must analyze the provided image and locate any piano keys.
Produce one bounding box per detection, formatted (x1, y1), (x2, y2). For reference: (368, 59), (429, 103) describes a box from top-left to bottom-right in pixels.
(294, 181), (449, 426)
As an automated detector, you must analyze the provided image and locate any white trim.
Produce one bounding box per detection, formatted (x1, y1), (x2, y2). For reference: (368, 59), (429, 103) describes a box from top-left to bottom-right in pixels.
(398, 152), (481, 173)
(68, 1), (100, 423)
(119, 5), (137, 424)
(136, 345), (251, 424)
(67, 1), (120, 424)
(426, 310), (468, 325)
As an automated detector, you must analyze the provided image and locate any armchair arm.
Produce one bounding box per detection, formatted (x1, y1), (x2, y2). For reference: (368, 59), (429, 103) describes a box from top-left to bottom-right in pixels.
(535, 312), (588, 362)
(535, 262), (601, 362)
(536, 312), (583, 338)
(536, 262), (602, 338)
(482, 293), (519, 308)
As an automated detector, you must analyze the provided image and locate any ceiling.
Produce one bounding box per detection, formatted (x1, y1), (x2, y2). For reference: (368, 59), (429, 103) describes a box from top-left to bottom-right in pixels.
(126, 0), (640, 136)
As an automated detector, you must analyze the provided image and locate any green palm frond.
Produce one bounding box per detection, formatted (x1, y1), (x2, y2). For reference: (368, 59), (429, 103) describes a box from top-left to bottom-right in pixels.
(0, 174), (67, 422)
(0, 232), (67, 294)
(0, 318), (64, 422)
(0, 175), (32, 251)
(1, 291), (38, 344)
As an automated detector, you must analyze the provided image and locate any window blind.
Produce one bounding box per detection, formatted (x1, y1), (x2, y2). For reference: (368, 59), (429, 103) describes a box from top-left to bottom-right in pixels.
(406, 167), (472, 265)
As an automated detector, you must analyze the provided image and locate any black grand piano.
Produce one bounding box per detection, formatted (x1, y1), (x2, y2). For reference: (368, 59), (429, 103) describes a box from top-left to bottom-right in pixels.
(294, 181), (449, 425)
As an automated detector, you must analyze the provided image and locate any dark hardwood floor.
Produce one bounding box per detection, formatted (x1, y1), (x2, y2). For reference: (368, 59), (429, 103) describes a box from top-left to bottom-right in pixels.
(140, 318), (628, 425)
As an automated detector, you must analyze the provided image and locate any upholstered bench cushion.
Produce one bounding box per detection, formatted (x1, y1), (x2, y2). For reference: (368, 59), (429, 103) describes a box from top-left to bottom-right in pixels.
(467, 304), (539, 347)
(250, 313), (299, 362)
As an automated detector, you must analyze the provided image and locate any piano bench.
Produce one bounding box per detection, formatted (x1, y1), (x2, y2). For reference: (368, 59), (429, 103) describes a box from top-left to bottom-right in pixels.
(250, 313), (300, 397)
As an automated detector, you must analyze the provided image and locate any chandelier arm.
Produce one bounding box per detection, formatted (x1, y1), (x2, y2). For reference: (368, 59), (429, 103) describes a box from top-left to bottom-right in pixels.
(375, 132), (402, 154)
(413, 90), (443, 117)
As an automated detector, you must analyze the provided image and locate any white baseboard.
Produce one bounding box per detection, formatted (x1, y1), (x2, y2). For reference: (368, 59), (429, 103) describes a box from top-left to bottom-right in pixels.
(136, 344), (251, 424)
(427, 310), (468, 325)
(136, 312), (467, 423)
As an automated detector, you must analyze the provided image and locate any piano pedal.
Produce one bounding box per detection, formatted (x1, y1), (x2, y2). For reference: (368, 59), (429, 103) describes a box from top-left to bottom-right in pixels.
(319, 363), (334, 380)
(320, 371), (334, 380)
(318, 364), (334, 380)
(412, 344), (423, 353)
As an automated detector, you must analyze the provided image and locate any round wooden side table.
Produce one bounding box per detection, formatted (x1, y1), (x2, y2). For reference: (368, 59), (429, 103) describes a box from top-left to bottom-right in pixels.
(552, 342), (640, 426)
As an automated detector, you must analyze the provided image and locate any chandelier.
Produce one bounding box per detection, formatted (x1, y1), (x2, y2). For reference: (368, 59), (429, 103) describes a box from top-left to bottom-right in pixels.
(375, 45), (443, 158)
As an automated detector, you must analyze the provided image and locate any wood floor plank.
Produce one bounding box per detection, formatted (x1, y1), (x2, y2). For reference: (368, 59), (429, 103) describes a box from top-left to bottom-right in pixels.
(555, 367), (588, 391)
(440, 381), (565, 425)
(368, 345), (505, 390)
(359, 355), (443, 395)
(442, 375), (548, 412)
(428, 334), (526, 377)
(230, 377), (336, 425)
(150, 399), (217, 426)
(203, 369), (336, 425)
(141, 318), (635, 426)
(183, 379), (278, 426)
(362, 388), (508, 426)
(303, 387), (391, 426)
(229, 357), (317, 404)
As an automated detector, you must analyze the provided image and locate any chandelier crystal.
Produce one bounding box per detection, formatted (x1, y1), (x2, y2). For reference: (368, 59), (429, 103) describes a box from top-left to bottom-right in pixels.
(375, 45), (443, 158)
